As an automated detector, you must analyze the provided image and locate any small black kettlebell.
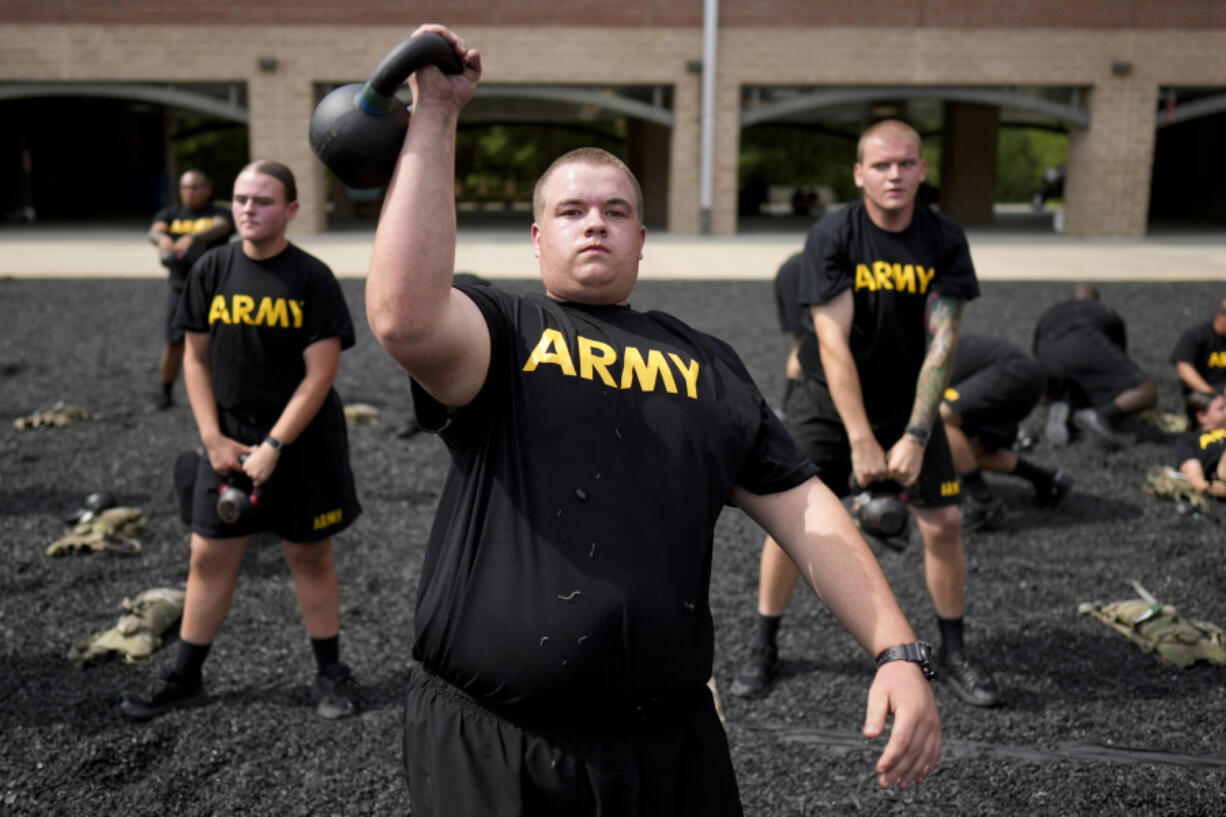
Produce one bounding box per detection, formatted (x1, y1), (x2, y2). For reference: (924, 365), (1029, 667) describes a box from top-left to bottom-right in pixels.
(309, 32), (464, 190)
(217, 454), (260, 526)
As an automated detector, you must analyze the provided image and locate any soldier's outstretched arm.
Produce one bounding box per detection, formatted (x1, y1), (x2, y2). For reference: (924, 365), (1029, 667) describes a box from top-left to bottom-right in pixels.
(366, 24), (489, 410)
(732, 479), (941, 789)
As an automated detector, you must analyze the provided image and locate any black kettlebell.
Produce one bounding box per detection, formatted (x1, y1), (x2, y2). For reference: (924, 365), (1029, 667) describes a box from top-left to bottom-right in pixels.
(309, 32), (464, 190)
(848, 476), (909, 541)
(217, 455), (260, 526)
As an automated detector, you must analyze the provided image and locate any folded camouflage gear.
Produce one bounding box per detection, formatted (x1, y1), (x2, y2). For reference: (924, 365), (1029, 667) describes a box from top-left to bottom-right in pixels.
(1143, 465), (1212, 511)
(343, 402), (382, 426)
(13, 401), (100, 430)
(45, 506), (148, 556)
(1137, 409), (1188, 434)
(68, 587), (186, 668)
(1079, 582), (1226, 668)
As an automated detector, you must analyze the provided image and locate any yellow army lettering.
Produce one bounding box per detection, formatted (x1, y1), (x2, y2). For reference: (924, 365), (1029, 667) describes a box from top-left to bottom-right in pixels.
(312, 508), (343, 531)
(1208, 351), (1226, 368)
(854, 262), (936, 294)
(169, 216), (220, 235)
(1198, 428), (1226, 450)
(522, 328), (700, 398)
(940, 480), (960, 497)
(208, 295), (304, 328)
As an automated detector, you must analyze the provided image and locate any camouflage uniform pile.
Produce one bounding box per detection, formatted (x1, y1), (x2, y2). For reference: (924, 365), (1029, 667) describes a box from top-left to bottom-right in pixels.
(68, 587), (186, 668)
(13, 402), (99, 430)
(45, 507), (148, 556)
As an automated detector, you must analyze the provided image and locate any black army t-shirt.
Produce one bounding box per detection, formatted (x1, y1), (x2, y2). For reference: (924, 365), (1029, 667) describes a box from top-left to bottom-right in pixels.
(795, 199), (980, 425)
(409, 285), (818, 707)
(952, 334), (1028, 384)
(151, 203), (234, 285)
(1171, 321), (1226, 393)
(1176, 427), (1226, 477)
(175, 242), (355, 417)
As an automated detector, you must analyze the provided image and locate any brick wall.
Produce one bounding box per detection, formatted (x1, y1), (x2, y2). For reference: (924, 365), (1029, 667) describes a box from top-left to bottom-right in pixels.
(2, 21), (1225, 235)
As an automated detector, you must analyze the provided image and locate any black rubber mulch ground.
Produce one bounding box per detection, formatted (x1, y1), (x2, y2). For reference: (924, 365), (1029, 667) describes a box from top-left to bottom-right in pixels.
(1, 275), (1223, 816)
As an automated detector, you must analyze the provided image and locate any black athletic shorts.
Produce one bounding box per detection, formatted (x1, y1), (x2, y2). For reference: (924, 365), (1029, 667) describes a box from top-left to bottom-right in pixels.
(189, 393), (360, 543)
(1035, 334), (1147, 408)
(401, 665), (742, 817)
(165, 285), (186, 344)
(783, 377), (960, 507)
(943, 355), (1042, 451)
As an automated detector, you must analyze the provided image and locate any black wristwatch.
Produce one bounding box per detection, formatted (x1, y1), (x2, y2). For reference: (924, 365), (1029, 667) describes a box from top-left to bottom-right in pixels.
(263, 435), (283, 451)
(875, 641), (935, 681)
(904, 425), (930, 445)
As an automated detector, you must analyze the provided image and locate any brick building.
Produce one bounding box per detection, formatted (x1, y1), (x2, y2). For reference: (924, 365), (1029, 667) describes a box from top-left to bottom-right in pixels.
(1, 1), (1224, 237)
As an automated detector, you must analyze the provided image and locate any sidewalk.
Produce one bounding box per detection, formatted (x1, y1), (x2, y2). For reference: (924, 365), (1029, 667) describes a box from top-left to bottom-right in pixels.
(2, 226), (1224, 281)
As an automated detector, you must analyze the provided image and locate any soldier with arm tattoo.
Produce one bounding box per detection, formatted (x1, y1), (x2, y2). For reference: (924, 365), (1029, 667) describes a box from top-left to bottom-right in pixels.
(732, 120), (1002, 708)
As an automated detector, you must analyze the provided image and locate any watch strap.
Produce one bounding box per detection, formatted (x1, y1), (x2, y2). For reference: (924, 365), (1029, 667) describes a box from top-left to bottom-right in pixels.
(875, 641), (935, 680)
(263, 435), (283, 451)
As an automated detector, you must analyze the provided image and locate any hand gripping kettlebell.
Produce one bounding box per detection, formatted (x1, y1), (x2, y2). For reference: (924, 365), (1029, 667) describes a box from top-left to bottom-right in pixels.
(309, 32), (464, 190)
(217, 454), (260, 526)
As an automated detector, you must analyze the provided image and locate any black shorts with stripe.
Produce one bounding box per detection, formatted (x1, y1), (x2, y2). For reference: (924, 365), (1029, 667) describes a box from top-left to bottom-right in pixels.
(783, 377), (960, 507)
(189, 391), (360, 543)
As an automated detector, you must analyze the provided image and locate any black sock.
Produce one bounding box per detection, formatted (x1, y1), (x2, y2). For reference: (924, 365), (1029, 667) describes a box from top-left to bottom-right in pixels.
(172, 639), (211, 682)
(961, 468), (992, 500)
(1098, 402), (1125, 425)
(751, 614), (782, 648)
(1012, 458), (1053, 489)
(311, 635), (340, 674)
(937, 616), (965, 657)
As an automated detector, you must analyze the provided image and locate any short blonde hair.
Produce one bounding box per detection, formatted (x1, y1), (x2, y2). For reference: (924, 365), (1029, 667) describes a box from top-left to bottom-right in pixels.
(856, 120), (922, 163)
(532, 148), (643, 223)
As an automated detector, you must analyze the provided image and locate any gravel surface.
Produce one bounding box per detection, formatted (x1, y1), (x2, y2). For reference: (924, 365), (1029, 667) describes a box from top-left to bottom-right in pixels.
(1, 274), (1224, 816)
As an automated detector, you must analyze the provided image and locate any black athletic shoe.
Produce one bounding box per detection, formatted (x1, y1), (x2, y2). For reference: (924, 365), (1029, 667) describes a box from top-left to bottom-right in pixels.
(145, 391), (174, 413)
(313, 663), (360, 720)
(1034, 469), (1075, 507)
(119, 668), (206, 721)
(961, 494), (1007, 532)
(729, 642), (778, 699)
(936, 651), (1003, 707)
(1045, 401), (1070, 446)
(1072, 408), (1127, 451)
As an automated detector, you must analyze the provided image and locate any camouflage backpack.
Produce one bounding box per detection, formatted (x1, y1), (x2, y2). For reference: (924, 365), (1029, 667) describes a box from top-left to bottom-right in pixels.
(1079, 581), (1226, 668)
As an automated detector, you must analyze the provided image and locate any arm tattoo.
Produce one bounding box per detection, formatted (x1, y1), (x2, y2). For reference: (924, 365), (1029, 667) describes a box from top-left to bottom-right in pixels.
(909, 295), (963, 431)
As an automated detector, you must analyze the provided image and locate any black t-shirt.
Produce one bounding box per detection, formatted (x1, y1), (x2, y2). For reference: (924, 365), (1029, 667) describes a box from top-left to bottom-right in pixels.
(152, 203), (234, 285)
(409, 286), (818, 707)
(795, 199), (980, 424)
(1032, 300), (1127, 354)
(774, 251), (808, 336)
(952, 334), (1029, 384)
(1175, 427), (1226, 476)
(176, 242), (355, 418)
(1170, 321), (1226, 392)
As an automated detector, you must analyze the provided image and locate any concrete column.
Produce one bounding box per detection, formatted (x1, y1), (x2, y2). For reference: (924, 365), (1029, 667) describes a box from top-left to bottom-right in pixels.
(627, 119), (671, 229)
(1064, 79), (1158, 237)
(938, 102), (999, 225)
(709, 78), (742, 235)
(247, 69), (327, 234)
(669, 73), (702, 234)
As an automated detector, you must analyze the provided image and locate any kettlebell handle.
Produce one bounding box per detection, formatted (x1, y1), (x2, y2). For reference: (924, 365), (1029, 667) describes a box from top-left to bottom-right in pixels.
(359, 32), (464, 114)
